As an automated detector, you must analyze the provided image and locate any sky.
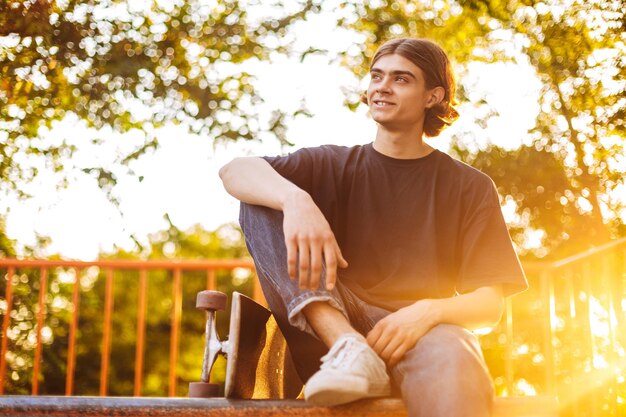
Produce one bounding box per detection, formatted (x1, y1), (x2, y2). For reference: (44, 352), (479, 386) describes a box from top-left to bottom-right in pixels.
(2, 10), (544, 260)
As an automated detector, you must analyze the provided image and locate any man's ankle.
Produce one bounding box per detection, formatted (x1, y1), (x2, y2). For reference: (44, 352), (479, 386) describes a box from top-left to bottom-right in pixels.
(303, 301), (357, 347)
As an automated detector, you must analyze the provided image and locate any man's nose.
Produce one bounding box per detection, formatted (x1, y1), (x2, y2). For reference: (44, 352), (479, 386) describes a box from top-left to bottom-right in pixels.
(376, 79), (392, 94)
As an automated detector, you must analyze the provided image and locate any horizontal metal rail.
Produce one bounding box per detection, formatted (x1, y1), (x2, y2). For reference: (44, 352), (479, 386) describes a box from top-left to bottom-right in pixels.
(520, 237), (626, 273)
(0, 259), (255, 270)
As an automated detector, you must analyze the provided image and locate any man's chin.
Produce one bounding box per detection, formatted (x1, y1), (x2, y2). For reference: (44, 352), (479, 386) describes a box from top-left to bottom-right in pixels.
(371, 113), (395, 125)
(373, 114), (423, 130)
(373, 116), (403, 128)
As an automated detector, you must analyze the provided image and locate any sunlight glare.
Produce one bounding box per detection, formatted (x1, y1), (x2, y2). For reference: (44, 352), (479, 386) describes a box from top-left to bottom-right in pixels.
(593, 353), (609, 369)
(232, 267), (252, 286)
(589, 296), (610, 339)
(514, 378), (537, 396)
(473, 327), (494, 336)
(514, 343), (529, 355)
(56, 269), (77, 284)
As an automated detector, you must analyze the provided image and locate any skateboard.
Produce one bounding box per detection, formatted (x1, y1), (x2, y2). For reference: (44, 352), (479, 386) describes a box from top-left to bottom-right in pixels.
(188, 290), (303, 399)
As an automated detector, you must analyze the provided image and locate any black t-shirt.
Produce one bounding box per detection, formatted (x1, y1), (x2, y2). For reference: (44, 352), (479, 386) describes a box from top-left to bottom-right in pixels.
(263, 143), (528, 311)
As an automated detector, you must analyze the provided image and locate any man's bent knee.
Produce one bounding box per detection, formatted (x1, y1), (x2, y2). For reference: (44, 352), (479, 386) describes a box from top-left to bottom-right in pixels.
(392, 324), (494, 417)
(398, 324), (489, 377)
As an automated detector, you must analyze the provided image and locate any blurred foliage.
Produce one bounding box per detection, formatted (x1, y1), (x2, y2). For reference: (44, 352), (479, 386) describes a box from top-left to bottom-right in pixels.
(1, 0), (624, 259)
(0, 0), (317, 199)
(0, 219), (252, 396)
(334, 0), (626, 258)
(0, 221), (17, 258)
(1, 1), (625, 413)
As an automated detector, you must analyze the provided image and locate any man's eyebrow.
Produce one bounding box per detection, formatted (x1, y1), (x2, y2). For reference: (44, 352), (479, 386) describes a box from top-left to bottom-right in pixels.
(370, 68), (417, 80)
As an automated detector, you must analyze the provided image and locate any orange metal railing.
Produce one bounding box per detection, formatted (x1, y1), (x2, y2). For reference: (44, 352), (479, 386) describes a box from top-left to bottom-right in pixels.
(0, 240), (625, 416)
(489, 237), (626, 416)
(0, 259), (257, 397)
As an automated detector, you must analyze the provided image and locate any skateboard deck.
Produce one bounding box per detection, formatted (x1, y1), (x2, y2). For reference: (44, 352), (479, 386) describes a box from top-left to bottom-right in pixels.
(224, 292), (303, 399)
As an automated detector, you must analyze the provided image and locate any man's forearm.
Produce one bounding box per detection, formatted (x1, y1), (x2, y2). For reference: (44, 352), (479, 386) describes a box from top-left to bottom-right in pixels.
(219, 156), (307, 210)
(428, 286), (504, 331)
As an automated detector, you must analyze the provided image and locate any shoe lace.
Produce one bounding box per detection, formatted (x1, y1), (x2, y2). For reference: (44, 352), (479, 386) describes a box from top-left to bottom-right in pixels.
(320, 336), (366, 370)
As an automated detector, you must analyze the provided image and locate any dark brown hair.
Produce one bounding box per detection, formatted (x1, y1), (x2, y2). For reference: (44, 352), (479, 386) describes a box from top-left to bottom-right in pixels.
(364, 38), (459, 137)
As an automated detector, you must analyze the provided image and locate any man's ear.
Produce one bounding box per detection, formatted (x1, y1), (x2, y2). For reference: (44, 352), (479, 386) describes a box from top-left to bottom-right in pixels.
(426, 86), (445, 108)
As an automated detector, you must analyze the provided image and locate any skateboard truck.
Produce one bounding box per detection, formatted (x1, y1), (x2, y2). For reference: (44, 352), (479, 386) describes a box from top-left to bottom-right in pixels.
(188, 289), (302, 399)
(189, 290), (228, 398)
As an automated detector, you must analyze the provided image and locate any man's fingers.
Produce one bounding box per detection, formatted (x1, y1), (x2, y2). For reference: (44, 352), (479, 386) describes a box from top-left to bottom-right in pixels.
(335, 244), (349, 268)
(325, 241), (347, 290)
(297, 240), (310, 289)
(366, 326), (380, 347)
(323, 243), (338, 290)
(387, 343), (410, 368)
(368, 323), (391, 355)
(286, 238), (298, 280)
(309, 241), (323, 290)
(379, 336), (403, 363)
(367, 322), (410, 366)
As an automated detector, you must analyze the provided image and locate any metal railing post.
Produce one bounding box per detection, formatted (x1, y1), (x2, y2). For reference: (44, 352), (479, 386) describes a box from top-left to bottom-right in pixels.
(65, 268), (81, 396)
(540, 269), (556, 396)
(133, 269), (148, 397)
(99, 269), (114, 396)
(32, 268), (48, 395)
(168, 269), (183, 397)
(504, 297), (514, 395)
(0, 267), (15, 395)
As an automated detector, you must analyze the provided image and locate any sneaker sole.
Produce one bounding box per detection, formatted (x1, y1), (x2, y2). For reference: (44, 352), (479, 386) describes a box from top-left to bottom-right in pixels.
(305, 379), (391, 406)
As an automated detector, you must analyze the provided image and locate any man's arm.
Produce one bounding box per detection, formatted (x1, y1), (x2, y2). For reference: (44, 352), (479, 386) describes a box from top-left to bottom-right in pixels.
(366, 285), (504, 366)
(219, 157), (302, 210)
(219, 157), (347, 290)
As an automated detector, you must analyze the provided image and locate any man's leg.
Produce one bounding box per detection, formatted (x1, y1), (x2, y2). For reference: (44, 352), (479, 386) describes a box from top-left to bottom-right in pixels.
(240, 202), (342, 380)
(389, 324), (494, 417)
(302, 302), (357, 348)
(239, 202), (390, 403)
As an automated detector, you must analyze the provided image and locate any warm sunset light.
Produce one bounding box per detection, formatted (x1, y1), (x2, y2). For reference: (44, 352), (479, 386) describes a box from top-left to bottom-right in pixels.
(1, 1), (624, 417)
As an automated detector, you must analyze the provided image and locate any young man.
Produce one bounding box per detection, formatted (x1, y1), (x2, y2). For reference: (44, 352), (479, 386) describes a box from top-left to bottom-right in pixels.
(219, 38), (527, 417)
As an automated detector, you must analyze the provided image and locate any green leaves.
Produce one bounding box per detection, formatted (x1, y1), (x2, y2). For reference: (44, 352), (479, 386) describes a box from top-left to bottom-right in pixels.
(337, 0), (625, 256)
(1, 0), (623, 256)
(0, 0), (315, 198)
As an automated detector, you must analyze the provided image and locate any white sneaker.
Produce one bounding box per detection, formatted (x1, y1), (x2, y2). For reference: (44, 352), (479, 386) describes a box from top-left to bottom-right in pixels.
(304, 333), (391, 406)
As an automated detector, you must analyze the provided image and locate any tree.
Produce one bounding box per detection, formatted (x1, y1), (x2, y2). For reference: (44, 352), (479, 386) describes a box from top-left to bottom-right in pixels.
(0, 0), (317, 200)
(0, 225), (16, 258)
(334, 0), (625, 258)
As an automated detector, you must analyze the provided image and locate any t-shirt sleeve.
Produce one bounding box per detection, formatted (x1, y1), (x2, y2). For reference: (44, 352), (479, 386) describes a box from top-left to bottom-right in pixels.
(457, 180), (528, 297)
(262, 148), (318, 194)
(262, 146), (343, 225)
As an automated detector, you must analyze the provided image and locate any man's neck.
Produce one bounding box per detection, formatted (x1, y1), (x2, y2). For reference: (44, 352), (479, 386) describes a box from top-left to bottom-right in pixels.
(373, 125), (434, 159)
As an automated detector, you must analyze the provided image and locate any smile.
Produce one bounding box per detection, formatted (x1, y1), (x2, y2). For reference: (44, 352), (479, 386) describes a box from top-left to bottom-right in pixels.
(373, 100), (395, 107)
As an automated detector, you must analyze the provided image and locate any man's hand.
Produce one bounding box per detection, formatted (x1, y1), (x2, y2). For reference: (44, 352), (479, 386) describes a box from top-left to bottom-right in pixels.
(366, 300), (439, 367)
(282, 190), (348, 291)
(366, 286), (505, 367)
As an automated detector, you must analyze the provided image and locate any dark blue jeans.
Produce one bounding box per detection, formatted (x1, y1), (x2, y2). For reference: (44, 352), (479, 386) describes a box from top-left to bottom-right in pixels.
(240, 203), (494, 417)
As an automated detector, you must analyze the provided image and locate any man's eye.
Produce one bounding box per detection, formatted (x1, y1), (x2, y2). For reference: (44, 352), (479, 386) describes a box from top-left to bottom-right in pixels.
(396, 77), (407, 82)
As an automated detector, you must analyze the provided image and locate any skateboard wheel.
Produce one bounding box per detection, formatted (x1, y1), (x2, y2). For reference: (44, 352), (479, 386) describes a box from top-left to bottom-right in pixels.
(196, 290), (227, 311)
(189, 382), (220, 398)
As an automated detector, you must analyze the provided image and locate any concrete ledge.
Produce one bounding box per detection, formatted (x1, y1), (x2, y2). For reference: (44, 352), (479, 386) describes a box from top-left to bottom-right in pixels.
(0, 395), (559, 417)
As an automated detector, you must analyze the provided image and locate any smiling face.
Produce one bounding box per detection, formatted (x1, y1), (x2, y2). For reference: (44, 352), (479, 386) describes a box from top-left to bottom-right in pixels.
(367, 53), (440, 132)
